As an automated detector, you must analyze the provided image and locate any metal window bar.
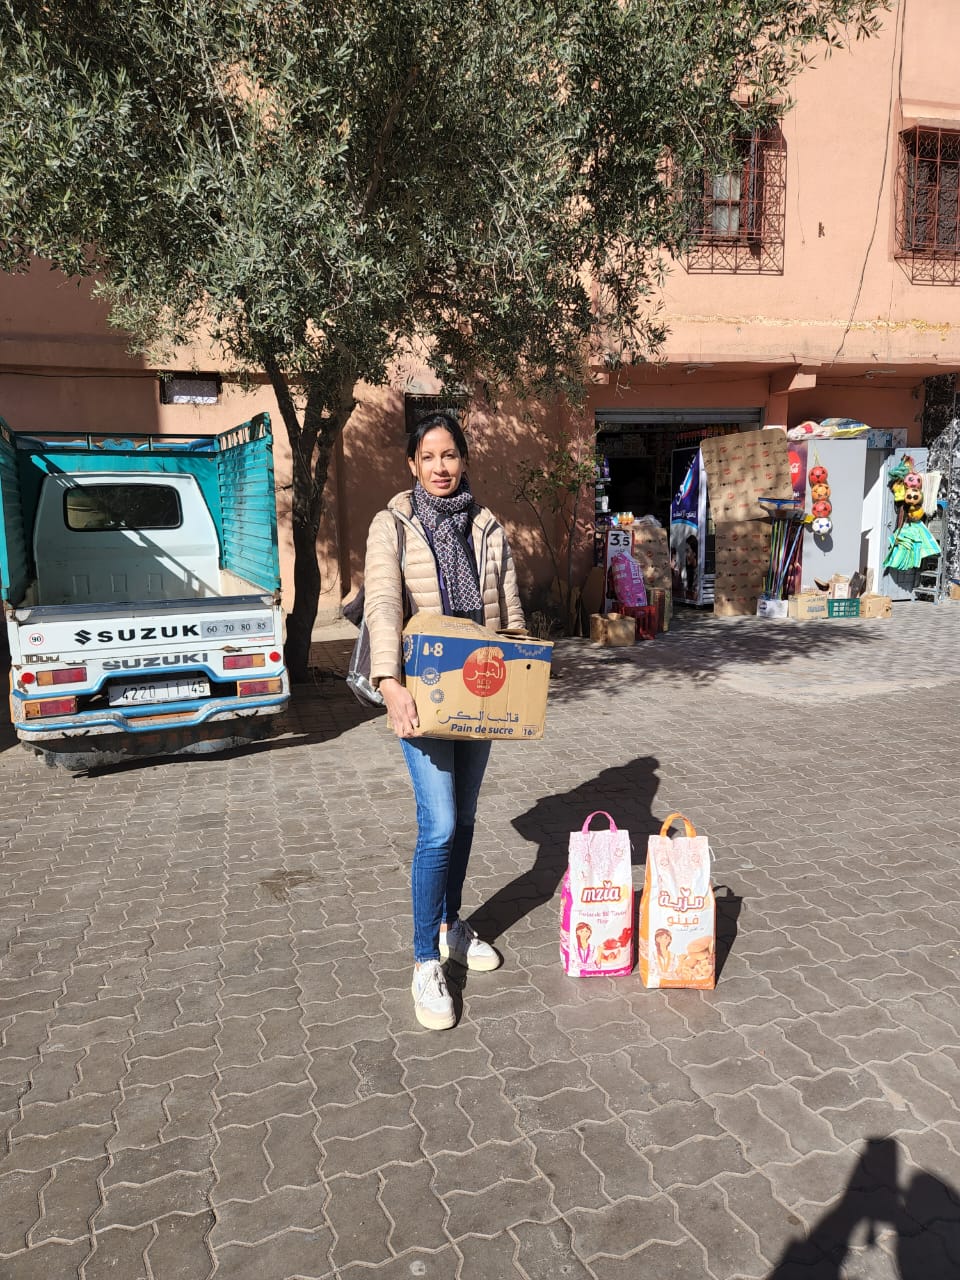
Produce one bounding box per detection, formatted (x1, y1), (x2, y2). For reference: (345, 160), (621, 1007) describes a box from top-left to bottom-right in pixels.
(685, 128), (786, 275)
(896, 126), (960, 285)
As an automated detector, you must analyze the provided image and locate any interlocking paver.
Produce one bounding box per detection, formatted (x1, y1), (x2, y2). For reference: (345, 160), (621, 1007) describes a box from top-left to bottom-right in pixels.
(526, 1128), (608, 1211)
(3, 604), (960, 1276)
(566, 1193), (685, 1259)
(379, 1159), (448, 1254)
(0, 1167), (45, 1253)
(456, 1232), (523, 1280)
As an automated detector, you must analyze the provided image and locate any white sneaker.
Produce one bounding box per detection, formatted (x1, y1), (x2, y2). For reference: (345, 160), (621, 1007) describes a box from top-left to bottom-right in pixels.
(439, 919), (502, 972)
(411, 960), (456, 1030)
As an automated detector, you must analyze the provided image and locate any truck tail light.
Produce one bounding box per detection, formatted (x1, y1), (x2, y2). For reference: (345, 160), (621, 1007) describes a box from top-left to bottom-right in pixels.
(37, 666), (88, 686)
(24, 697), (78, 719)
(223, 654), (265, 670)
(236, 678), (283, 697)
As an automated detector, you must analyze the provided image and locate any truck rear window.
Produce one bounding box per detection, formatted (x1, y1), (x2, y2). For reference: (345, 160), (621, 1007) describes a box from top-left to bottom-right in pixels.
(64, 485), (183, 531)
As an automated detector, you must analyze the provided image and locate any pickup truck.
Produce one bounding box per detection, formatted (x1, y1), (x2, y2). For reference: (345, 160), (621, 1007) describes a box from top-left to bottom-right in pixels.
(1, 413), (289, 765)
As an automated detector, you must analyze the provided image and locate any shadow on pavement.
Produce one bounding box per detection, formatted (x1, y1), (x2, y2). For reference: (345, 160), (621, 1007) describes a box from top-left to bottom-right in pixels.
(55, 681), (383, 777)
(769, 1137), (960, 1278)
(714, 884), (742, 980)
(473, 756), (660, 944)
(546, 609), (886, 702)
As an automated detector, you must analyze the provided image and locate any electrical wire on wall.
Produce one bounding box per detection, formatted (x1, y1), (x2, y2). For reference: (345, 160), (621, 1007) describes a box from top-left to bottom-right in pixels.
(832, 0), (906, 362)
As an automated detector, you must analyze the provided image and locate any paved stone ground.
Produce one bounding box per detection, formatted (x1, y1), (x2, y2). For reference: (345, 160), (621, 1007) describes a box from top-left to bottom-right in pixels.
(1, 601), (960, 1279)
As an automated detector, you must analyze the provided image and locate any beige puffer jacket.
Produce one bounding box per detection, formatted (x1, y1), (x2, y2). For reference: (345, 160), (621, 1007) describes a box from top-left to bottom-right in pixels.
(364, 490), (525, 687)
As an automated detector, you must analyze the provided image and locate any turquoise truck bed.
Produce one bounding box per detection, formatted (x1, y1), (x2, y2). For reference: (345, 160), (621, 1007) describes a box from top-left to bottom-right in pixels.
(0, 413), (280, 606)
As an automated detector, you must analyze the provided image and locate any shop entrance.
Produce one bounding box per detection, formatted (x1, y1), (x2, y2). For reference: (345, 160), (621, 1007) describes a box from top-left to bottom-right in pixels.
(593, 410), (761, 605)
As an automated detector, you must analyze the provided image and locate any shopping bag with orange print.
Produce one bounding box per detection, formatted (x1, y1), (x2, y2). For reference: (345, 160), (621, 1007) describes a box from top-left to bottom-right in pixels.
(560, 811), (634, 977)
(638, 812), (715, 989)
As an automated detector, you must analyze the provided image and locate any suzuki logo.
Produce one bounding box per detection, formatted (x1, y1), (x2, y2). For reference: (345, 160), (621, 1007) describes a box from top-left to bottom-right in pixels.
(69, 623), (201, 647)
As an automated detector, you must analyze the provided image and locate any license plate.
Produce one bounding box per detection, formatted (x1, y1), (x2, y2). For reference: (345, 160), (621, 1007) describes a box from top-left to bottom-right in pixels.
(108, 677), (210, 706)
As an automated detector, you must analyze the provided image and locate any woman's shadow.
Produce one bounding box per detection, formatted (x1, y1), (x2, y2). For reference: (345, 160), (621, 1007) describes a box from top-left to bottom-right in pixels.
(470, 755), (660, 943)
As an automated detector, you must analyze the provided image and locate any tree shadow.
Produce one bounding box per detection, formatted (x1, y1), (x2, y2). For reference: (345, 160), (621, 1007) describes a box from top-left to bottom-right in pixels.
(768, 1137), (960, 1279)
(545, 607), (899, 704)
(471, 755), (660, 943)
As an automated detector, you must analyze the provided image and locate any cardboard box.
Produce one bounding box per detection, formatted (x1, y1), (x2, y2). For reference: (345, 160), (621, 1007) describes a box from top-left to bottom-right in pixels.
(700, 432), (793, 523)
(713, 519), (771, 616)
(949, 583), (960, 602)
(788, 592), (829, 620)
(630, 522), (672, 590)
(857, 594), (892, 619)
(590, 613), (636, 646)
(402, 613), (553, 740)
(756, 597), (789, 619)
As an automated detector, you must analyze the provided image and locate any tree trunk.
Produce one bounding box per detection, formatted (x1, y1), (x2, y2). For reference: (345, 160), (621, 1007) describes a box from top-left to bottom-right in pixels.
(258, 348), (356, 682)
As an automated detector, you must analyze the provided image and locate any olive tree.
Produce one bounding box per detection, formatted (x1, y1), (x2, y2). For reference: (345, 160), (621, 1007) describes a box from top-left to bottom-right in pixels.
(0, 0), (886, 676)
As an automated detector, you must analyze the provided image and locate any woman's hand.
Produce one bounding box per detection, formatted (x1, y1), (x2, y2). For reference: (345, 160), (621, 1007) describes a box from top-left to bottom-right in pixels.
(379, 678), (420, 738)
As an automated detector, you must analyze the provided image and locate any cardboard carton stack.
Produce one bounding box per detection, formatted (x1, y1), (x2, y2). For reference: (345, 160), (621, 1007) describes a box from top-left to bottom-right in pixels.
(788, 575), (893, 621)
(700, 433), (793, 617)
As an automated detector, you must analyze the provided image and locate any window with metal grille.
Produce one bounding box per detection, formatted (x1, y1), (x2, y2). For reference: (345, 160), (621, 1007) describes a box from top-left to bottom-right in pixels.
(685, 128), (786, 275)
(897, 127), (960, 284)
(403, 392), (468, 433)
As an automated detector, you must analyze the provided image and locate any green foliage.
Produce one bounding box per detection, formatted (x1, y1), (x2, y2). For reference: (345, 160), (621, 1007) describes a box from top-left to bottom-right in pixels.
(0, 0), (888, 670)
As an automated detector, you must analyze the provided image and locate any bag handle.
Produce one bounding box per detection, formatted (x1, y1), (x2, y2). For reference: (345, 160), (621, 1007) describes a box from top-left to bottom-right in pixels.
(659, 811), (697, 838)
(581, 811), (618, 833)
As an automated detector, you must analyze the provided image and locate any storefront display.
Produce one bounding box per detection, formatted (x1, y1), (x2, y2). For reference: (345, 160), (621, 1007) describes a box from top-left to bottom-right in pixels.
(589, 413), (947, 627)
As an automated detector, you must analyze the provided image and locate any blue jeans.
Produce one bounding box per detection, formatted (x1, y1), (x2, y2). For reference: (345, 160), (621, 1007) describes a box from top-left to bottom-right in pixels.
(400, 737), (492, 962)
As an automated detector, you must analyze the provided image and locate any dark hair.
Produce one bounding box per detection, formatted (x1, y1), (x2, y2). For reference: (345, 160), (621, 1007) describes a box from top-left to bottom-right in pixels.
(406, 412), (469, 463)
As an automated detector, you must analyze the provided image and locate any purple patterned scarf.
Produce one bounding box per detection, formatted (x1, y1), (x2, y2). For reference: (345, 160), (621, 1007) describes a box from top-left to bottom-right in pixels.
(411, 478), (483, 614)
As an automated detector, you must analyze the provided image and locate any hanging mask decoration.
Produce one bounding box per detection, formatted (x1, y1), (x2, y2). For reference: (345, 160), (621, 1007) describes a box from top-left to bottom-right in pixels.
(809, 465), (828, 486)
(812, 516), (833, 536)
(904, 472), (923, 493)
(904, 488), (925, 519)
(810, 483), (831, 502)
(892, 480), (907, 503)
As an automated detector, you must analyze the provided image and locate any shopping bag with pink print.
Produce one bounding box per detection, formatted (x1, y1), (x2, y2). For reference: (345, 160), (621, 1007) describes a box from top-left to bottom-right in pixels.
(559, 811), (634, 977)
(638, 812), (715, 989)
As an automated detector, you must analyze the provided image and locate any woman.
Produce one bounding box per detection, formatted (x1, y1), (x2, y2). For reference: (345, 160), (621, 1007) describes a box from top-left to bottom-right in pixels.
(362, 413), (525, 1030)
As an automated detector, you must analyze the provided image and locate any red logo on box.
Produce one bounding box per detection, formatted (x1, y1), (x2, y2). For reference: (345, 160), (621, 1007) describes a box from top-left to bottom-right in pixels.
(462, 646), (506, 698)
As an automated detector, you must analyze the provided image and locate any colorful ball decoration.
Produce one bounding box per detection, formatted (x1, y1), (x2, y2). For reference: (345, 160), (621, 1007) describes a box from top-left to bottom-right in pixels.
(808, 457), (832, 537)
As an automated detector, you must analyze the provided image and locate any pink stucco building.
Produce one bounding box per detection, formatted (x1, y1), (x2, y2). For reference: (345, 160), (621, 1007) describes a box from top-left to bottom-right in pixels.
(2, 1), (958, 619)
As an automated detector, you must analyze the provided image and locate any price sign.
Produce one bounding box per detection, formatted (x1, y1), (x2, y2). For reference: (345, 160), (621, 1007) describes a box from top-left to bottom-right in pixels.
(604, 528), (634, 611)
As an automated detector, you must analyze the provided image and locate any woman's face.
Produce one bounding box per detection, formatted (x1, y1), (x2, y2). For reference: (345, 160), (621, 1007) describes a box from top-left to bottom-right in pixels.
(409, 427), (465, 497)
